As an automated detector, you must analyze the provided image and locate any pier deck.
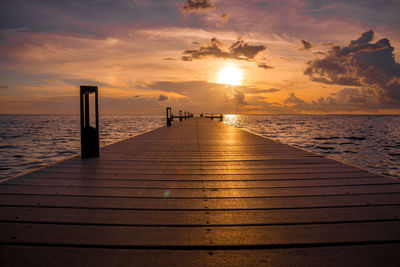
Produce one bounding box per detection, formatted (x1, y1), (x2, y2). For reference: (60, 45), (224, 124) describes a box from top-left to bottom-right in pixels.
(1, 117), (400, 266)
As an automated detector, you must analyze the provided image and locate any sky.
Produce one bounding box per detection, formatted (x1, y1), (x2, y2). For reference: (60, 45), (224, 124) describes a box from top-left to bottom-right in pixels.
(0, 0), (399, 114)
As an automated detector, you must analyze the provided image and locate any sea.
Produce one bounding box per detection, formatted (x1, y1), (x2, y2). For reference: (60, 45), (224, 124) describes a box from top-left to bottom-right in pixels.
(0, 114), (399, 179)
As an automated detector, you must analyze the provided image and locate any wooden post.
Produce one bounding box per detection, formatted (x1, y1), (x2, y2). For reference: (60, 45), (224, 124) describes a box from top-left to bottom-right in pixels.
(166, 107), (171, 126)
(80, 86), (99, 158)
(179, 110), (183, 122)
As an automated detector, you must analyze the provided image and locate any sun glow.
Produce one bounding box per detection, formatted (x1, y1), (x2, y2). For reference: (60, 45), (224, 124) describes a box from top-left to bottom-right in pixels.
(217, 66), (243, 85)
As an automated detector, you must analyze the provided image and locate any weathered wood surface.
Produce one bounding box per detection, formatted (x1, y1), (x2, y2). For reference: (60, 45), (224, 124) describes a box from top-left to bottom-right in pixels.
(1, 117), (399, 266)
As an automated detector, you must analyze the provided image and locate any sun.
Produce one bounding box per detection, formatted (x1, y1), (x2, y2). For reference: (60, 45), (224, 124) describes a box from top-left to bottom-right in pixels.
(217, 66), (243, 85)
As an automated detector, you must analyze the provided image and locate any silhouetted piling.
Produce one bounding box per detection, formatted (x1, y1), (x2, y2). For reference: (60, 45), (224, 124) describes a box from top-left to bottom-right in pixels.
(80, 86), (99, 158)
(166, 107), (172, 127)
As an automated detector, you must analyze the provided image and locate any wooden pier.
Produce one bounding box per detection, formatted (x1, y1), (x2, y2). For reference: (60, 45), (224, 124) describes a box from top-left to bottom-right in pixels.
(1, 117), (399, 266)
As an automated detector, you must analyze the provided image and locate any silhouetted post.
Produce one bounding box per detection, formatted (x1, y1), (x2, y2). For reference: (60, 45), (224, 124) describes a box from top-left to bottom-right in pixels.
(80, 86), (99, 158)
(200, 113), (203, 117)
(211, 113), (214, 120)
(220, 114), (223, 121)
(166, 107), (172, 127)
(184, 111), (187, 120)
(179, 110), (183, 122)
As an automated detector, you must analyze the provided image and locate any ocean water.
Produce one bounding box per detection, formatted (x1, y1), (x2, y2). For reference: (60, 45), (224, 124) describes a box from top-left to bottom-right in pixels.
(0, 114), (399, 179)
(0, 114), (164, 179)
(223, 114), (400, 179)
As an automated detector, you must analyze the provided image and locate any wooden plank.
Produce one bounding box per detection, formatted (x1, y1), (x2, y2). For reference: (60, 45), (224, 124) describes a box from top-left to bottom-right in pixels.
(1, 193), (399, 210)
(48, 162), (349, 169)
(1, 205), (398, 226)
(37, 166), (364, 175)
(59, 159), (340, 166)
(2, 244), (399, 267)
(1, 221), (399, 246)
(1, 184), (399, 198)
(64, 157), (339, 164)
(21, 171), (379, 180)
(6, 177), (392, 188)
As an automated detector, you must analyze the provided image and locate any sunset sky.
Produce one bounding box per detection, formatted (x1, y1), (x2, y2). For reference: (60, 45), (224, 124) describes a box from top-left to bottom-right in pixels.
(0, 0), (399, 114)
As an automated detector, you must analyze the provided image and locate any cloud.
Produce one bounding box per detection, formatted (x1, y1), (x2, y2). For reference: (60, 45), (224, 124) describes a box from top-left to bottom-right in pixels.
(257, 63), (273, 69)
(181, 56), (193, 61)
(300, 39), (312, 50)
(284, 92), (307, 106)
(181, 0), (214, 13)
(230, 38), (266, 60)
(233, 88), (246, 105)
(220, 13), (229, 22)
(183, 38), (230, 59)
(144, 80), (282, 113)
(224, 88), (247, 105)
(262, 88), (280, 93)
(216, 12), (229, 27)
(350, 29), (373, 45)
(182, 37), (266, 67)
(243, 87), (280, 94)
(284, 87), (399, 112)
(158, 94), (168, 101)
(305, 30), (400, 103)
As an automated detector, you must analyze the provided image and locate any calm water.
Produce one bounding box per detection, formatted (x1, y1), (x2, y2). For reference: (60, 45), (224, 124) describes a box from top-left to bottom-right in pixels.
(223, 114), (400, 179)
(0, 114), (164, 179)
(0, 114), (399, 179)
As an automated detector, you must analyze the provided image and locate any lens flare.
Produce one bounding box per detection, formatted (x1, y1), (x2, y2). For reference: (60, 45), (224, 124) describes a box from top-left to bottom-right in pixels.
(163, 190), (170, 197)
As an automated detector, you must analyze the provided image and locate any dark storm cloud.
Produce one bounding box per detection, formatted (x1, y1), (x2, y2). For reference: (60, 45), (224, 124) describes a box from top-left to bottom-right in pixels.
(300, 39), (312, 50)
(158, 94), (168, 101)
(257, 63), (274, 70)
(183, 37), (266, 63)
(305, 30), (400, 103)
(181, 0), (214, 13)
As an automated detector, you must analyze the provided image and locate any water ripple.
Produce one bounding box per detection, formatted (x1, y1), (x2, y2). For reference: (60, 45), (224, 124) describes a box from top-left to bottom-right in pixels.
(0, 114), (164, 179)
(223, 114), (400, 179)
